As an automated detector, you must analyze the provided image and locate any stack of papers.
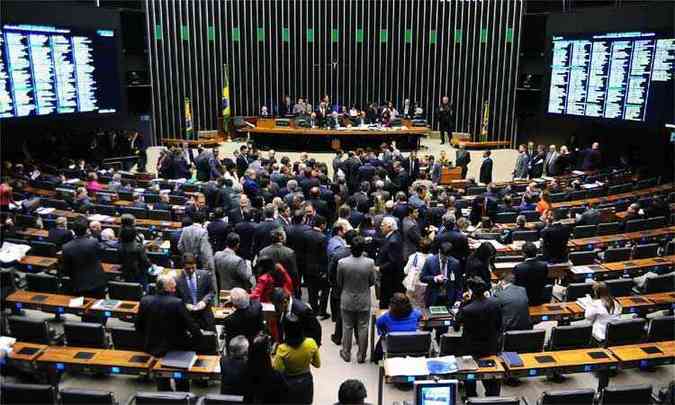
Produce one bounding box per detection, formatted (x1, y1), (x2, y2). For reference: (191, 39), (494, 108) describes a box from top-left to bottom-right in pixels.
(91, 299), (121, 310)
(570, 265), (595, 275)
(384, 357), (429, 376)
(0, 242), (32, 264)
(68, 297), (85, 308)
(88, 214), (112, 222)
(36, 207), (55, 215)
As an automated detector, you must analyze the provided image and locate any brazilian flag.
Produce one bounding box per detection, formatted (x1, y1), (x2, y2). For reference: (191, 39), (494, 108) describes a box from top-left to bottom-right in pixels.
(222, 64), (231, 130)
(184, 97), (193, 140)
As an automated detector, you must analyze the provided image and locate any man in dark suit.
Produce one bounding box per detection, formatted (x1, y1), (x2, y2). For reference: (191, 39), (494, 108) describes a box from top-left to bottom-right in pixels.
(540, 209), (571, 264)
(207, 207), (230, 253)
(376, 217), (405, 309)
(271, 287), (322, 346)
(580, 142), (601, 171)
(258, 228), (299, 296)
(455, 144), (471, 179)
(223, 288), (264, 346)
(420, 242), (463, 308)
(234, 208), (257, 261)
(61, 218), (107, 298)
(512, 242), (549, 306)
(403, 150), (420, 181)
(174, 253), (216, 331)
(302, 215), (330, 318)
(228, 194), (249, 226)
(252, 205), (280, 254)
(235, 145), (250, 178)
(432, 214), (470, 264)
(576, 202), (601, 226)
(48, 216), (73, 249)
(479, 150), (493, 185)
(135, 274), (202, 391)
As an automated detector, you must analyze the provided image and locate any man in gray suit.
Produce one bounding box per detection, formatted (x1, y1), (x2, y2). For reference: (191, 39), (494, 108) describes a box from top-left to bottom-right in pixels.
(337, 236), (376, 363)
(492, 273), (531, 332)
(513, 144), (530, 179)
(543, 144), (559, 176)
(178, 212), (215, 273)
(455, 144), (471, 179)
(402, 206), (422, 259)
(214, 232), (255, 291)
(258, 228), (299, 296)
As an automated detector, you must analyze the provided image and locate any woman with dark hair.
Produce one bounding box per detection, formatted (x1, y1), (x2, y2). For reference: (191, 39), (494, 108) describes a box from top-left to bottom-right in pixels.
(273, 315), (321, 404)
(118, 225), (151, 289)
(250, 257), (293, 302)
(584, 281), (622, 342)
(465, 242), (496, 286)
(242, 335), (288, 404)
(454, 276), (502, 398)
(373, 293), (422, 362)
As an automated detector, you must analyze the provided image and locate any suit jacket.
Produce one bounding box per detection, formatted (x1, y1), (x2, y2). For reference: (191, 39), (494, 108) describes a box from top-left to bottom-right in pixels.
(581, 148), (601, 171)
(493, 284), (531, 332)
(178, 224), (215, 271)
(279, 298), (322, 346)
(403, 157), (420, 179)
(376, 231), (405, 307)
(135, 293), (202, 357)
(541, 222), (571, 263)
(214, 248), (254, 291)
(236, 154), (249, 177)
(479, 158), (493, 184)
(455, 297), (502, 357)
(576, 208), (601, 226)
(258, 243), (299, 287)
(61, 236), (107, 294)
(402, 217), (422, 259)
(174, 269), (216, 330)
(543, 151), (559, 176)
(455, 150), (471, 168)
(513, 153), (529, 178)
(207, 219), (230, 252)
(420, 254), (463, 307)
(431, 230), (470, 261)
(223, 300), (264, 345)
(337, 255), (376, 311)
(513, 259), (549, 306)
(302, 228), (328, 277)
(253, 219), (280, 254)
(48, 227), (73, 249)
(234, 221), (256, 261)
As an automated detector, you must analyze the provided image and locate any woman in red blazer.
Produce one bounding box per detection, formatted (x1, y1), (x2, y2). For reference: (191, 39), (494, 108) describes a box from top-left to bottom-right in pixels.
(250, 258), (294, 303)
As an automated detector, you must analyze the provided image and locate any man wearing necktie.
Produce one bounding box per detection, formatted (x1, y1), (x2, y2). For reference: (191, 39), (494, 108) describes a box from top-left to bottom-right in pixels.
(175, 253), (216, 331)
(420, 242), (463, 309)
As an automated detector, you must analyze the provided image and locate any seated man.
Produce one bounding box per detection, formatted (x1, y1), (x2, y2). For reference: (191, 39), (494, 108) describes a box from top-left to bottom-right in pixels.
(223, 288), (264, 345)
(174, 253), (216, 331)
(220, 335), (249, 397)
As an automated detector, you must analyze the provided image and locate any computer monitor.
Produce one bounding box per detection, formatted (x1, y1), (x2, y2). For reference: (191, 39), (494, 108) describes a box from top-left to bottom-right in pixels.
(414, 380), (458, 405)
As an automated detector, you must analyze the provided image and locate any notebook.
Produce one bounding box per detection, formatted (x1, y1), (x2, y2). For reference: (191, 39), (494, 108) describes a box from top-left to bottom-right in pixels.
(456, 356), (478, 371)
(501, 352), (524, 368)
(428, 306), (450, 317)
(161, 351), (197, 369)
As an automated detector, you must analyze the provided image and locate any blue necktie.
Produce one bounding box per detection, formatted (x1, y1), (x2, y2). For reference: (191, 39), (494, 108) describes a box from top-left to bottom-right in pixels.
(188, 275), (197, 304)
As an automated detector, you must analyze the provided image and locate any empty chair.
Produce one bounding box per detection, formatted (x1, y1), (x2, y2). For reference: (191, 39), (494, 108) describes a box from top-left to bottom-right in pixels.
(382, 331), (431, 358)
(538, 388), (595, 405)
(148, 209), (172, 221)
(541, 284), (553, 304)
(521, 210), (540, 222)
(646, 315), (675, 342)
(645, 216), (666, 230)
(147, 251), (172, 267)
(643, 273), (675, 294)
(119, 206), (148, 219)
(108, 281), (143, 301)
(604, 278), (634, 297)
(632, 243), (659, 259)
(495, 212), (518, 224)
(110, 325), (144, 351)
(92, 204), (117, 216)
(466, 397), (520, 405)
(574, 225), (597, 239)
(1, 383), (56, 405)
(60, 388), (116, 405)
(570, 251), (597, 266)
(0, 268), (17, 304)
(556, 282), (594, 302)
(196, 394), (245, 405)
(512, 230), (539, 242)
(100, 248), (120, 264)
(196, 330), (220, 355)
(25, 272), (60, 293)
(8, 316), (61, 345)
(548, 325), (593, 351)
(667, 240), (675, 255)
(603, 247), (633, 263)
(603, 318), (647, 347)
(502, 329), (546, 353)
(624, 219), (647, 232)
(64, 321), (108, 348)
(549, 192), (568, 203)
(29, 240), (58, 257)
(131, 392), (196, 405)
(59, 276), (73, 295)
(569, 190), (587, 201)
(598, 384), (652, 405)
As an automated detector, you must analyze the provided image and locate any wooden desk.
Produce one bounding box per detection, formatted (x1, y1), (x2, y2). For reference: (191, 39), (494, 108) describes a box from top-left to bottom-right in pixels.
(569, 226), (675, 249)
(34, 209), (181, 230)
(152, 355), (220, 380)
(16, 228), (49, 240)
(598, 256), (675, 279)
(609, 341), (675, 369)
(643, 292), (675, 310)
(529, 302), (584, 323)
(616, 296), (659, 316)
(19, 255), (58, 272)
(567, 264), (606, 282)
(615, 203), (675, 220)
(505, 348), (618, 383)
(86, 299), (140, 321)
(36, 346), (155, 376)
(6, 290), (94, 316)
(551, 184), (673, 209)
(7, 342), (48, 363)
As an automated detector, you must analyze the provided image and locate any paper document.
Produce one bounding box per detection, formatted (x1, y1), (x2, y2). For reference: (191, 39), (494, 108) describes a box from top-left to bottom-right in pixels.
(262, 303), (276, 312)
(572, 170), (585, 175)
(36, 207), (55, 215)
(88, 214), (111, 222)
(384, 356), (429, 376)
(570, 266), (594, 275)
(68, 297), (85, 308)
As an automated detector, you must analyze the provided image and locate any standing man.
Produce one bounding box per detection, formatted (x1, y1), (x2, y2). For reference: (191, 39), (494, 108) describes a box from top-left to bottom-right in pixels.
(479, 150), (494, 185)
(174, 253), (216, 331)
(135, 274), (203, 391)
(436, 96), (453, 145)
(543, 145), (559, 176)
(303, 215), (330, 318)
(376, 217), (405, 309)
(513, 144), (530, 179)
(402, 206), (422, 260)
(580, 142), (602, 171)
(337, 237), (376, 363)
(214, 233), (255, 292)
(540, 209), (571, 264)
(61, 218), (107, 298)
(455, 144), (471, 179)
(512, 242), (549, 306)
(493, 273), (531, 332)
(420, 242), (463, 308)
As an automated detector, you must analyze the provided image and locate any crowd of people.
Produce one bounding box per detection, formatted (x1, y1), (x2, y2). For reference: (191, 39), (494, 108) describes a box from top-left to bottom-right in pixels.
(1, 134), (671, 403)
